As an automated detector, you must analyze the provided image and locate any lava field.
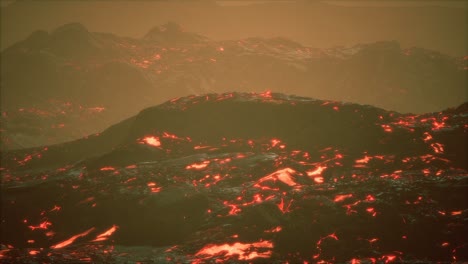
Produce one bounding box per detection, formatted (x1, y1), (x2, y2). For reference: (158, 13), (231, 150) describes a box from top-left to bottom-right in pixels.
(1, 92), (467, 263)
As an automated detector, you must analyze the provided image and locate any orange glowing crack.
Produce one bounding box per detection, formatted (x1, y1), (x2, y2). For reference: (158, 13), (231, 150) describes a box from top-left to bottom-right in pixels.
(306, 166), (327, 177)
(100, 166), (116, 171)
(28, 221), (52, 230)
(277, 197), (293, 213)
(423, 132), (433, 142)
(195, 240), (273, 261)
(356, 156), (371, 164)
(264, 226), (282, 233)
(92, 225), (118, 242)
(334, 194), (353, 203)
(258, 168), (298, 186)
(186, 160), (210, 170)
(430, 143), (444, 153)
(50, 227), (95, 249)
(162, 132), (184, 140)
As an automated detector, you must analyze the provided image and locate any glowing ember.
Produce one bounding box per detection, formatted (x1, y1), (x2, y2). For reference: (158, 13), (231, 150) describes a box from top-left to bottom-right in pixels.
(28, 250), (40, 256)
(381, 124), (393, 133)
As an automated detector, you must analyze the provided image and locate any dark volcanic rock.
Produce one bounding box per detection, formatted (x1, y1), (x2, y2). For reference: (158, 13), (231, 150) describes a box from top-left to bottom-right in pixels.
(1, 92), (467, 263)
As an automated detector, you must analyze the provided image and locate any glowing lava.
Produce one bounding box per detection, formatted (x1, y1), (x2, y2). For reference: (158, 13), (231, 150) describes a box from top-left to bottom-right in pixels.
(195, 240), (273, 261)
(50, 228), (95, 249)
(140, 136), (161, 147)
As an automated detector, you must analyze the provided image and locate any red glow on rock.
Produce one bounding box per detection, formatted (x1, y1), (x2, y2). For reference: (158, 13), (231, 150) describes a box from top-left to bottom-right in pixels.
(313, 176), (324, 184)
(51, 228), (95, 249)
(317, 233), (339, 247)
(87, 107), (105, 113)
(366, 207), (377, 217)
(186, 160), (210, 170)
(381, 124), (393, 133)
(264, 226), (282, 233)
(162, 132), (183, 140)
(92, 225), (118, 242)
(258, 168), (298, 186)
(356, 156), (371, 164)
(334, 194), (353, 202)
(100, 166), (116, 171)
(28, 250), (40, 256)
(432, 121), (446, 130)
(307, 166), (327, 177)
(141, 136), (161, 147)
(423, 132), (433, 142)
(271, 139), (281, 147)
(382, 255), (397, 263)
(195, 240), (273, 261)
(28, 221), (52, 230)
(277, 197), (293, 213)
(430, 143), (444, 153)
(259, 90), (272, 98)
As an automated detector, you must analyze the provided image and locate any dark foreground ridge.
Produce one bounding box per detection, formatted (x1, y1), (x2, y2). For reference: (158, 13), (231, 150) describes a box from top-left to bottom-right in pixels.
(1, 92), (467, 263)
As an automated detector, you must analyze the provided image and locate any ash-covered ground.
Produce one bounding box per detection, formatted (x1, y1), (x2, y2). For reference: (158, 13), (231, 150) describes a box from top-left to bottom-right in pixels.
(1, 92), (467, 263)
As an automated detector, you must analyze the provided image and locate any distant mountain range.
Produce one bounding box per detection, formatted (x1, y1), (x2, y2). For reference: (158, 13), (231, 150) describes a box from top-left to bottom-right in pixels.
(1, 22), (466, 149)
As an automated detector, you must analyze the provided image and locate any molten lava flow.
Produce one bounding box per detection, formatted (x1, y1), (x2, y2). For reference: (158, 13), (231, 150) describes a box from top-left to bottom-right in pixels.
(334, 194), (353, 203)
(306, 166), (327, 177)
(195, 240), (273, 261)
(50, 228), (95, 249)
(92, 225), (118, 242)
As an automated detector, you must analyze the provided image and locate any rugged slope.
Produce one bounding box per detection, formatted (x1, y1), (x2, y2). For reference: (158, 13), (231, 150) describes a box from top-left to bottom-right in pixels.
(1, 92), (467, 263)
